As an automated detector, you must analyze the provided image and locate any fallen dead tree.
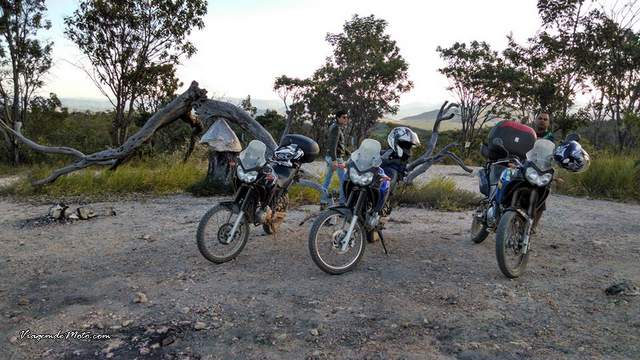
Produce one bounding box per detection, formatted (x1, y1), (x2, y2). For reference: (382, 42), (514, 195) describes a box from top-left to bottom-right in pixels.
(0, 81), (470, 194)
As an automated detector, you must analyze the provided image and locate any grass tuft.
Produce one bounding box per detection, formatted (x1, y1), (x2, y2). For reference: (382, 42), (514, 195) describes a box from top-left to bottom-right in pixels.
(1, 154), (206, 201)
(554, 154), (640, 202)
(394, 176), (481, 211)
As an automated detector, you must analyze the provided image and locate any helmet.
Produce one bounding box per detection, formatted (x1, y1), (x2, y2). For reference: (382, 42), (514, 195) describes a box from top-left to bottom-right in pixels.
(553, 140), (590, 172)
(387, 127), (420, 159)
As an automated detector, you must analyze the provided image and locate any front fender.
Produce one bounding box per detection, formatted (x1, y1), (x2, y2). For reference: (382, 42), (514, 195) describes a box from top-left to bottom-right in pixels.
(219, 201), (241, 214)
(328, 205), (355, 221)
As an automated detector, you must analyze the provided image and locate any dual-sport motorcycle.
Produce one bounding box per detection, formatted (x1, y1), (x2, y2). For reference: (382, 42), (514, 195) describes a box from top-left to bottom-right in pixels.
(469, 121), (587, 278)
(197, 134), (319, 263)
(307, 139), (388, 274)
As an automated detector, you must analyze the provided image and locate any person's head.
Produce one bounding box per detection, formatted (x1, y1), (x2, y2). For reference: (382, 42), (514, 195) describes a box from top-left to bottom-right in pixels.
(335, 110), (349, 125)
(535, 112), (551, 134)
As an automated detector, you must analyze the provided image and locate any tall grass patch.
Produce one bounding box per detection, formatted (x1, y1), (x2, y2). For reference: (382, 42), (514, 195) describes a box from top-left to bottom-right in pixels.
(395, 176), (481, 211)
(1, 154), (206, 199)
(554, 155), (640, 201)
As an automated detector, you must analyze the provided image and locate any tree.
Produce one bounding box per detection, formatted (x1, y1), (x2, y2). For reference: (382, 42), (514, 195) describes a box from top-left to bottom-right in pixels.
(437, 41), (503, 156)
(579, 10), (640, 150)
(275, 14), (412, 148)
(0, 0), (53, 165)
(324, 14), (413, 142)
(274, 75), (308, 142)
(64, 0), (207, 146)
(255, 109), (285, 138)
(240, 95), (257, 117)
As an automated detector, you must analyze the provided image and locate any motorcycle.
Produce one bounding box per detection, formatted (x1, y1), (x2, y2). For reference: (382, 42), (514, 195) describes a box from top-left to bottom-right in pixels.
(308, 138), (392, 275)
(470, 126), (577, 278)
(197, 134), (319, 264)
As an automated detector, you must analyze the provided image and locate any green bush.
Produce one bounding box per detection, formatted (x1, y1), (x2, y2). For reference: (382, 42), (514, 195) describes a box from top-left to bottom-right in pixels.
(554, 154), (640, 202)
(394, 176), (481, 211)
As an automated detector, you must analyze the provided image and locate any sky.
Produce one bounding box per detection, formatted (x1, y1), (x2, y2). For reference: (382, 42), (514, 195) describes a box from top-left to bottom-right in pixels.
(41, 0), (542, 107)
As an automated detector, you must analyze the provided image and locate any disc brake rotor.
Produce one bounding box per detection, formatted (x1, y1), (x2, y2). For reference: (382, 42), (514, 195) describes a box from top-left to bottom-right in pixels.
(331, 229), (353, 255)
(217, 223), (239, 245)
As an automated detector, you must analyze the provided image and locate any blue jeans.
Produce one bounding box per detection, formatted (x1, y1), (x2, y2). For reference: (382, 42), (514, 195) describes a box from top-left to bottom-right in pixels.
(321, 156), (346, 205)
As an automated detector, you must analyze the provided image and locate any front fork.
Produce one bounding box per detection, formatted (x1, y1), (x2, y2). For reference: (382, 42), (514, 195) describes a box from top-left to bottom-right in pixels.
(517, 189), (539, 255)
(340, 190), (366, 252)
(226, 187), (252, 244)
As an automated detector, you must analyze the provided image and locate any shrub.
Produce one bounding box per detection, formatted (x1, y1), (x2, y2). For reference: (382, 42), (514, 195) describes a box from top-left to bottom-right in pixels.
(554, 154), (640, 202)
(394, 176), (481, 211)
(1, 153), (206, 200)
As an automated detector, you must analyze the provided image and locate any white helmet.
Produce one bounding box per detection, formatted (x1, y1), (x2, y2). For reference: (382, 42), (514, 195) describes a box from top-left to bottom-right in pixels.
(387, 127), (420, 158)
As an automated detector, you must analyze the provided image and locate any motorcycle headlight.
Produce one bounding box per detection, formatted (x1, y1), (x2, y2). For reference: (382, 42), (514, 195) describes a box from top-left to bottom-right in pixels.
(525, 167), (552, 186)
(349, 167), (373, 185)
(237, 166), (258, 183)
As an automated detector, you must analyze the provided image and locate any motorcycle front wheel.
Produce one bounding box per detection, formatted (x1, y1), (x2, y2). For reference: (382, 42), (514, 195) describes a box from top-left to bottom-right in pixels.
(197, 204), (249, 264)
(495, 211), (530, 278)
(308, 209), (366, 275)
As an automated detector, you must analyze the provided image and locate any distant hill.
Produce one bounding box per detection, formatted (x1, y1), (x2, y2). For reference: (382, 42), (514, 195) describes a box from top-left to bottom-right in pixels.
(60, 97), (112, 112)
(59, 96), (286, 115)
(390, 108), (503, 131)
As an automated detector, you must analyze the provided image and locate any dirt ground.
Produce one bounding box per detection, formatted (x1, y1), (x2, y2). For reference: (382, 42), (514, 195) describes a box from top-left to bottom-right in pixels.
(1, 166), (639, 359)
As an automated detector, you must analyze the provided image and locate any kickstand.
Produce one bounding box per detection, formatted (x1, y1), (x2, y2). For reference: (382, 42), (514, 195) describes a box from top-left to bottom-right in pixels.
(378, 230), (389, 255)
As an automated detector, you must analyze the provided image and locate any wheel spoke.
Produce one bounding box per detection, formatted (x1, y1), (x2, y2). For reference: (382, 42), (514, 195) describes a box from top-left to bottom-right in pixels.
(313, 212), (364, 271)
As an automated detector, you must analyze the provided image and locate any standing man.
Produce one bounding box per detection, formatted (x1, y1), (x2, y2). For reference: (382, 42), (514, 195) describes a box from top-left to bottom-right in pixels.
(534, 112), (555, 142)
(321, 110), (350, 207)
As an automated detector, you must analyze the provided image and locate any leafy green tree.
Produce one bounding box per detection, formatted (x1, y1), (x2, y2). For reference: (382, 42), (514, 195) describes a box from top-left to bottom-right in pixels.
(64, 0), (207, 146)
(437, 41), (504, 155)
(0, 0), (53, 165)
(255, 109), (285, 138)
(579, 11), (640, 150)
(275, 14), (412, 147)
(240, 95), (257, 117)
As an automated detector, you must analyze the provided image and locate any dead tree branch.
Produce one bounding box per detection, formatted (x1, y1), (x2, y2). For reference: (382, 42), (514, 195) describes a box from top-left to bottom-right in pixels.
(404, 101), (473, 183)
(1, 81), (208, 185)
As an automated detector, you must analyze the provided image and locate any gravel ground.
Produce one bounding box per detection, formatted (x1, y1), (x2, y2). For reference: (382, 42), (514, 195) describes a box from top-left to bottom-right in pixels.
(1, 166), (639, 359)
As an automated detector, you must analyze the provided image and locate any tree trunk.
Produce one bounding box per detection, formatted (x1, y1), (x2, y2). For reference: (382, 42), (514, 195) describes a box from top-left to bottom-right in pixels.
(206, 151), (237, 188)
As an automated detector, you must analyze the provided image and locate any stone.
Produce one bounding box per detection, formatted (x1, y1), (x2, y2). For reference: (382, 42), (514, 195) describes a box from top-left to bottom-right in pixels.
(122, 320), (133, 327)
(18, 297), (29, 306)
(605, 281), (640, 296)
(102, 339), (124, 354)
(150, 343), (160, 350)
(133, 292), (148, 304)
(62, 207), (76, 219)
(9, 336), (17, 344)
(48, 204), (66, 219)
(180, 307), (191, 314)
(156, 326), (169, 334)
(139, 347), (150, 355)
(309, 328), (320, 336)
(77, 207), (96, 220)
(194, 321), (206, 330)
(161, 336), (176, 347)
(273, 333), (287, 341)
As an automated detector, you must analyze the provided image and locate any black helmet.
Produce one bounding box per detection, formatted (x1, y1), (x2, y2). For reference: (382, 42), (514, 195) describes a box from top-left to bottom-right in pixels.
(387, 127), (420, 159)
(554, 140), (590, 172)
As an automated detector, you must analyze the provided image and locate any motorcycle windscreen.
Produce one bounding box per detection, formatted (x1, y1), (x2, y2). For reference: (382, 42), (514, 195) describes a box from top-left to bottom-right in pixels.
(239, 140), (267, 170)
(526, 139), (555, 171)
(350, 139), (382, 172)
